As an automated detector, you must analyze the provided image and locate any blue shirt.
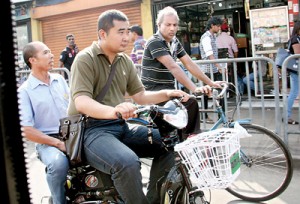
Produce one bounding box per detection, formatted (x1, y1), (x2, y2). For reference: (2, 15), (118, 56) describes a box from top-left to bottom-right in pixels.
(18, 73), (69, 134)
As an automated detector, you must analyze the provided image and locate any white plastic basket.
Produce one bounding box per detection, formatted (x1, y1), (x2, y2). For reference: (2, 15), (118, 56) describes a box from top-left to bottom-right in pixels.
(174, 128), (241, 190)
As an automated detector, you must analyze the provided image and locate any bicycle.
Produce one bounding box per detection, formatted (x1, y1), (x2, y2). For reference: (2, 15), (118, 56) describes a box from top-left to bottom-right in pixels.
(138, 82), (293, 203)
(194, 82), (294, 202)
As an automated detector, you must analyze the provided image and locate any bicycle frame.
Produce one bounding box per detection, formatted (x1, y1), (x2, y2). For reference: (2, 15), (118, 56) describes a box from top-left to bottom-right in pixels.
(209, 101), (252, 131)
(207, 89), (253, 172)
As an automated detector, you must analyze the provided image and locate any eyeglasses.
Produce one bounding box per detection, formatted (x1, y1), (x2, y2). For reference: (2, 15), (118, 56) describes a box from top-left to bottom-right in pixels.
(68, 38), (75, 41)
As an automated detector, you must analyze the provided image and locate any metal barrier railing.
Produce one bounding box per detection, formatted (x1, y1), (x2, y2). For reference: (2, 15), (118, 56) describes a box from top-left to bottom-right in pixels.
(17, 68), (70, 85)
(281, 54), (300, 144)
(17, 60), (297, 145)
(175, 57), (282, 136)
(136, 57), (287, 138)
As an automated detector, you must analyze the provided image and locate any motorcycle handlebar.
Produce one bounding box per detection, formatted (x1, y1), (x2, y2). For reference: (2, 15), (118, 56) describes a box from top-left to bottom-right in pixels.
(133, 105), (155, 115)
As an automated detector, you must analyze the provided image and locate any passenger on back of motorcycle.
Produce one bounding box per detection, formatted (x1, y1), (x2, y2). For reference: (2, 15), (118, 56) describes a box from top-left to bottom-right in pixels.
(18, 41), (70, 204)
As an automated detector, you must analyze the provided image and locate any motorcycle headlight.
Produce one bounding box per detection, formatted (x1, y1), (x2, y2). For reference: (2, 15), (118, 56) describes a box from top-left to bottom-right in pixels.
(163, 107), (188, 129)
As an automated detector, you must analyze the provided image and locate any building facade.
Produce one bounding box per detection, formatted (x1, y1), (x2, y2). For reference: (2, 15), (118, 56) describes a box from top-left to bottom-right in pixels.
(28, 0), (152, 67)
(13, 0), (299, 68)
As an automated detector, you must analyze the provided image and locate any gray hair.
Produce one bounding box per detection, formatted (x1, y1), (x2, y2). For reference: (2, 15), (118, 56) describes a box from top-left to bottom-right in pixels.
(156, 6), (179, 26)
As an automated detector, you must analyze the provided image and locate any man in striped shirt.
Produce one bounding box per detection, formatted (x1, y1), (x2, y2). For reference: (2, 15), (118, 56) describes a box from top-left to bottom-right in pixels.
(141, 7), (223, 142)
(129, 25), (146, 76)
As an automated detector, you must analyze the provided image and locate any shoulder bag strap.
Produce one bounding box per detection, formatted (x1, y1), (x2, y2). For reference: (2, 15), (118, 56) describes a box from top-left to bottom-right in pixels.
(287, 40), (292, 50)
(95, 61), (118, 102)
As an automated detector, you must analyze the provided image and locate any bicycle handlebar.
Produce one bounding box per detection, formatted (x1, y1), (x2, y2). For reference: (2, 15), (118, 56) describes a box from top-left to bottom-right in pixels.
(133, 83), (229, 115)
(192, 82), (228, 99)
(215, 82), (228, 99)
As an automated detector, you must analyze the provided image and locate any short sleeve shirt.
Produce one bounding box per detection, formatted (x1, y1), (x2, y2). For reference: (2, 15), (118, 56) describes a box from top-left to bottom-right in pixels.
(216, 32), (238, 58)
(199, 30), (219, 73)
(130, 36), (146, 64)
(59, 47), (77, 70)
(18, 73), (69, 134)
(68, 41), (144, 115)
(141, 31), (186, 90)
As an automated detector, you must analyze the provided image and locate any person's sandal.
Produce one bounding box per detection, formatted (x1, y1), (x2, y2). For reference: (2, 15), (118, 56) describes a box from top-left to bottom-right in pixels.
(288, 119), (299, 125)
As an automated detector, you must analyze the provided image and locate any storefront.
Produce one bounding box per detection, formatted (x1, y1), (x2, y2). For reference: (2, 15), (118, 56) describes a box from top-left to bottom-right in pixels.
(29, 0), (149, 64)
(13, 0), (32, 70)
(151, 0), (300, 96)
(152, 0), (292, 58)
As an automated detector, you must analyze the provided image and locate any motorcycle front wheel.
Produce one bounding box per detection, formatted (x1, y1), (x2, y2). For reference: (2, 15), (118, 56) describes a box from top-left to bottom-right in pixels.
(160, 165), (210, 204)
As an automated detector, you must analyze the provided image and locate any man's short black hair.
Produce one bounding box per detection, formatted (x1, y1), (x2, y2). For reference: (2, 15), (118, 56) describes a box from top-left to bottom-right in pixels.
(97, 9), (128, 34)
(66, 34), (74, 40)
(130, 25), (143, 36)
(205, 16), (222, 30)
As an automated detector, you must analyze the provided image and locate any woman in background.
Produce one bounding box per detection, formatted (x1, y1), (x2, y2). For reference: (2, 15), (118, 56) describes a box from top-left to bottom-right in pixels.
(287, 21), (300, 124)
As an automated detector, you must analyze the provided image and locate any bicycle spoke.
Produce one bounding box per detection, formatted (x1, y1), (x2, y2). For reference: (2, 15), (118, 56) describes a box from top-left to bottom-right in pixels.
(226, 124), (293, 202)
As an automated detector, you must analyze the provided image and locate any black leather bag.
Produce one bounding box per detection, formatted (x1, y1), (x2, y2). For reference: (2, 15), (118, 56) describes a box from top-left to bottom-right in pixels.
(59, 114), (87, 166)
(58, 62), (118, 166)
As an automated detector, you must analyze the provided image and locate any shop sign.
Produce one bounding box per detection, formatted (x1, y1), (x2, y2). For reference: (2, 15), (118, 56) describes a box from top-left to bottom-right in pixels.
(15, 4), (30, 21)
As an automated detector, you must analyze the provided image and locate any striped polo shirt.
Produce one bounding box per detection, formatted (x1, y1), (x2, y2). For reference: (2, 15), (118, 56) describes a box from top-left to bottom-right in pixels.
(141, 31), (186, 90)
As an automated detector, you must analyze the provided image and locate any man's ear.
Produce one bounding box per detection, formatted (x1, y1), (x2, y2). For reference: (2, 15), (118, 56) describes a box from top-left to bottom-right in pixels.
(28, 57), (35, 65)
(98, 29), (106, 40)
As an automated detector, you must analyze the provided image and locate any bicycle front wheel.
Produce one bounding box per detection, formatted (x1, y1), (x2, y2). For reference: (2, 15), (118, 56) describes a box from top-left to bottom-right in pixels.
(226, 124), (293, 202)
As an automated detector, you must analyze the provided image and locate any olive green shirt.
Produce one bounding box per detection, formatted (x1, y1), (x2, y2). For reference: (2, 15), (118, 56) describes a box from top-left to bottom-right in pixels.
(68, 41), (144, 115)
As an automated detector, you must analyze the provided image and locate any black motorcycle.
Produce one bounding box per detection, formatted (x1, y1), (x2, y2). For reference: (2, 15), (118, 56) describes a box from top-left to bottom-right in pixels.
(61, 98), (206, 204)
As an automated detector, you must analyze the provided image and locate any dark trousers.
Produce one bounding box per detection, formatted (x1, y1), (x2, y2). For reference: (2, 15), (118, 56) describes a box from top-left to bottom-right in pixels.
(145, 84), (201, 136)
(181, 97), (201, 135)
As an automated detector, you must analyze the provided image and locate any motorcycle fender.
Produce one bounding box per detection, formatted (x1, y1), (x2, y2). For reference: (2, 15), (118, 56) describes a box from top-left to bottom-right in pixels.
(160, 166), (183, 203)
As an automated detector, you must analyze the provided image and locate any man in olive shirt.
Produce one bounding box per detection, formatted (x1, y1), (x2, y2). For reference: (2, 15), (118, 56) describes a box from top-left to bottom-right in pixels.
(68, 9), (208, 204)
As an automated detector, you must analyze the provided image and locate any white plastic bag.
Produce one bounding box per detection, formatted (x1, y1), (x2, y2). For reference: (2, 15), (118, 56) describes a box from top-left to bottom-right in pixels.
(234, 122), (252, 138)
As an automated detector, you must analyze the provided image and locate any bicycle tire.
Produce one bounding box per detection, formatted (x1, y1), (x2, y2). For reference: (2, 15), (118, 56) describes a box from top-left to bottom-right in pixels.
(226, 124), (293, 202)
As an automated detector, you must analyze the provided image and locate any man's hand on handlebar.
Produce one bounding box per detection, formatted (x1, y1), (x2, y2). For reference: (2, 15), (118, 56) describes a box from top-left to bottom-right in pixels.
(114, 102), (138, 120)
(114, 90), (190, 119)
(194, 85), (212, 96)
(166, 89), (190, 103)
(211, 80), (227, 89)
(193, 82), (229, 98)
